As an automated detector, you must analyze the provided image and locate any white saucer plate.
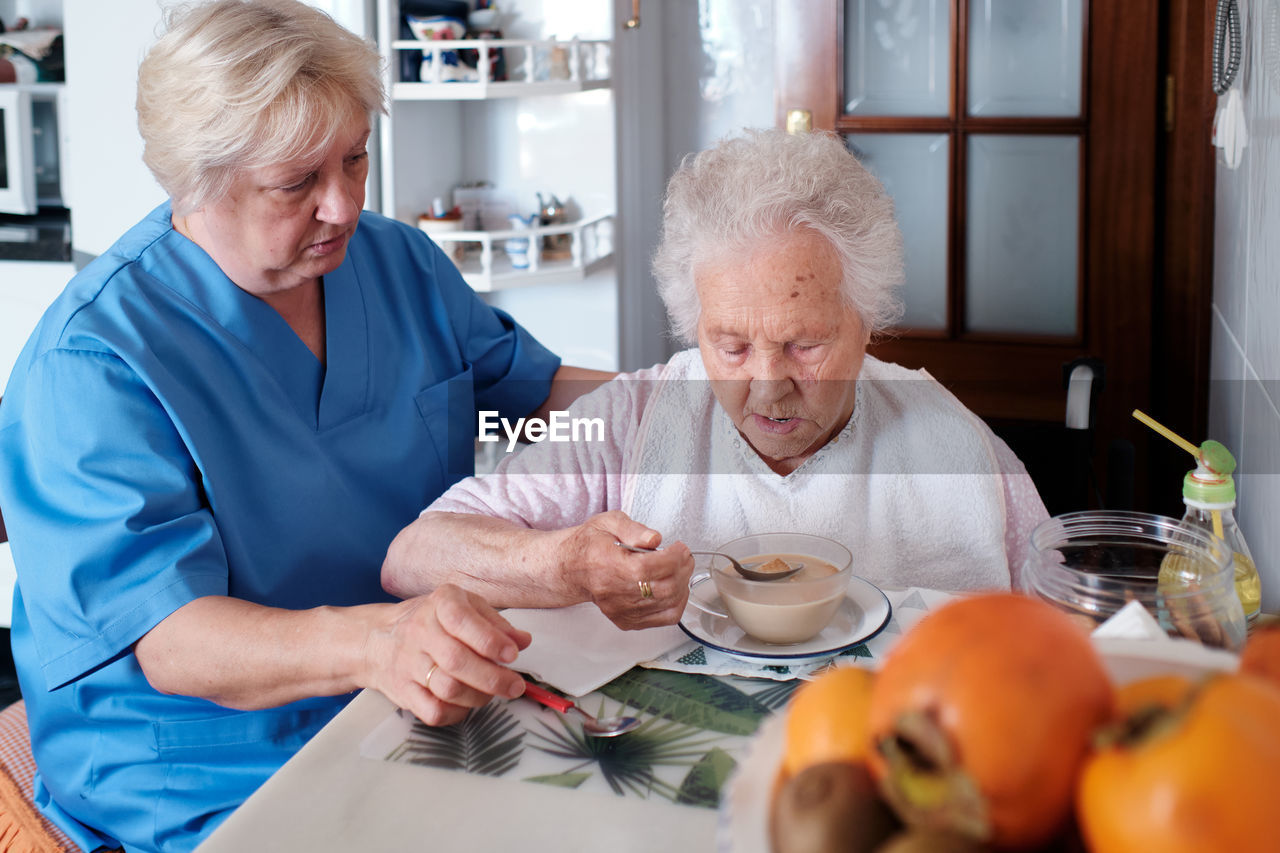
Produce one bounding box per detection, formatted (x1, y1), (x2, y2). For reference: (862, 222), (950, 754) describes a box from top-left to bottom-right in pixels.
(678, 575), (892, 664)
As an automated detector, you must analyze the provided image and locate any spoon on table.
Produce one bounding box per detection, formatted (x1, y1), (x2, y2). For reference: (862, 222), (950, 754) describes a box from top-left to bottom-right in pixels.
(522, 682), (641, 737)
(616, 541), (804, 582)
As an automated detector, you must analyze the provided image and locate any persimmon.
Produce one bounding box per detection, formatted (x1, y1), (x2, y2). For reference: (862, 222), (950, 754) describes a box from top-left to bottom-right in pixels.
(866, 593), (1113, 850)
(1239, 622), (1280, 690)
(1112, 673), (1195, 719)
(782, 666), (876, 779)
(1077, 673), (1280, 853)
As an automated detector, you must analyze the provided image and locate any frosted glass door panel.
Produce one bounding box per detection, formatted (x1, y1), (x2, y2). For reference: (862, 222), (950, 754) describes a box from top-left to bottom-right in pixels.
(966, 135), (1078, 336)
(844, 0), (950, 116)
(846, 133), (949, 331)
(968, 0), (1083, 117)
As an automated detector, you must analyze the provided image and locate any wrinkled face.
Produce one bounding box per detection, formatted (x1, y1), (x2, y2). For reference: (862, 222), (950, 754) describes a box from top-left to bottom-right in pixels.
(183, 113), (371, 298)
(696, 229), (868, 476)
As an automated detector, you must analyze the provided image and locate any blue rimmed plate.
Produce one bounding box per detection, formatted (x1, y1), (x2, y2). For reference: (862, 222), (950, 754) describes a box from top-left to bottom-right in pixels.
(678, 575), (892, 665)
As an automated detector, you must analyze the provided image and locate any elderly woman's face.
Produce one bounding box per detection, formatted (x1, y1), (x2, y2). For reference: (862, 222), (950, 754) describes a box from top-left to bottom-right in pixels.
(184, 114), (371, 298)
(696, 230), (867, 476)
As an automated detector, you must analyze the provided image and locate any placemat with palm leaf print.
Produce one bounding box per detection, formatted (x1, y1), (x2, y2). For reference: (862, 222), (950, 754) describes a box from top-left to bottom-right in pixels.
(359, 588), (953, 810)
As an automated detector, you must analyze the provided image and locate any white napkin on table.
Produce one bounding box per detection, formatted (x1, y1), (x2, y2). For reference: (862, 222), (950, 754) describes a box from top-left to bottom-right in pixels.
(505, 602), (687, 697)
(1090, 599), (1169, 641)
(1087, 599), (1241, 681)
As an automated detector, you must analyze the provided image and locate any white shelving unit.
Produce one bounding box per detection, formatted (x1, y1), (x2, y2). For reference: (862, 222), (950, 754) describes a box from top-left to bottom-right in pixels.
(375, 4), (617, 297)
(427, 212), (614, 292)
(389, 36), (611, 99)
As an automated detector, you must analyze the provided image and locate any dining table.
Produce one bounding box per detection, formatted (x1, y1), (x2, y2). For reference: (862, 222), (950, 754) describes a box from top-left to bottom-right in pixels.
(195, 585), (957, 852)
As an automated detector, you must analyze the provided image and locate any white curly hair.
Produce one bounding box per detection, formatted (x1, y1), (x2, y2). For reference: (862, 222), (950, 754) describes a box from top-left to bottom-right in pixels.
(652, 128), (905, 345)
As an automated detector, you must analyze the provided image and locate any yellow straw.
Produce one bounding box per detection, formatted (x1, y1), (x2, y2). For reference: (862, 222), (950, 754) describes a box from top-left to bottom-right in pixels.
(1132, 409), (1201, 459)
(1211, 510), (1225, 540)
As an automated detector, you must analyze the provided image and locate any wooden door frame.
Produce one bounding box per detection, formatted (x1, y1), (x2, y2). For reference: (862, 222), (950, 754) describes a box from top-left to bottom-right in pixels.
(774, 0), (1216, 512)
(1151, 0), (1219, 515)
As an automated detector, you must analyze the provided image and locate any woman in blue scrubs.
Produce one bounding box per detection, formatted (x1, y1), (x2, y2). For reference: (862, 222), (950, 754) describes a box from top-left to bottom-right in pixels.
(0, 2), (609, 850)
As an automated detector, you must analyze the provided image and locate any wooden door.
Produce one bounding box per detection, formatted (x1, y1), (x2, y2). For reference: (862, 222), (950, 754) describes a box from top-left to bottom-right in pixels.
(775, 0), (1216, 515)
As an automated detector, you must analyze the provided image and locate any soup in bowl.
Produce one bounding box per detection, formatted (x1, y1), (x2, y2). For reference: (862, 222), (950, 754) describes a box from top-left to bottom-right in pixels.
(689, 533), (854, 644)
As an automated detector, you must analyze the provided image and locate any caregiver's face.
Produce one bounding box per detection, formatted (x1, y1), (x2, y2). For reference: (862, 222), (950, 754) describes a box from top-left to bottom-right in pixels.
(696, 229), (868, 476)
(184, 111), (371, 298)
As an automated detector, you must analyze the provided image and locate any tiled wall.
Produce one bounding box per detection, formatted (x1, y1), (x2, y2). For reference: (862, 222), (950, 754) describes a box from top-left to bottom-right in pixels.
(1210, 0), (1280, 613)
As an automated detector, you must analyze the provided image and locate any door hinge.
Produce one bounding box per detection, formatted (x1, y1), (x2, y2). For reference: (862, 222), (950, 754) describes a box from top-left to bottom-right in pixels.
(786, 109), (813, 135)
(1165, 74), (1175, 132)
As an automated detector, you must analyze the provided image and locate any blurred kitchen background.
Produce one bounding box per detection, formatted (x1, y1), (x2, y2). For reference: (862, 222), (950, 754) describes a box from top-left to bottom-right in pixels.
(1, 0), (1278, 665)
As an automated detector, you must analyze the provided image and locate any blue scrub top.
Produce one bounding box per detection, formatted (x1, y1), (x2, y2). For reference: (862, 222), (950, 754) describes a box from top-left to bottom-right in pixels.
(0, 203), (560, 852)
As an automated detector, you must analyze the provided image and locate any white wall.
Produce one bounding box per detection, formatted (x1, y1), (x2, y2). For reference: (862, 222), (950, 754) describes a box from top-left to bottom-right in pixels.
(61, 0), (369, 260)
(661, 0), (775, 175)
(613, 0), (775, 370)
(1210, 0), (1280, 613)
(63, 0), (167, 257)
(0, 261), (71, 629)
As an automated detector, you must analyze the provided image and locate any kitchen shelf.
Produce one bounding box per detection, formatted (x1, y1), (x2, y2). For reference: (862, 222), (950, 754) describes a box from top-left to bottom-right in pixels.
(427, 212), (615, 292)
(376, 0), (617, 319)
(390, 37), (611, 100)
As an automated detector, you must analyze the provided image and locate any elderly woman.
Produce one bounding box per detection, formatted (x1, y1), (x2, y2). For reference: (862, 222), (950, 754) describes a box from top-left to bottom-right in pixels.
(383, 128), (1048, 622)
(0, 2), (610, 850)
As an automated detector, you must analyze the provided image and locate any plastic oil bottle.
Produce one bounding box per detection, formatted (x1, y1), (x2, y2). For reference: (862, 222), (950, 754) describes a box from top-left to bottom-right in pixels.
(1173, 440), (1262, 623)
(1133, 411), (1263, 626)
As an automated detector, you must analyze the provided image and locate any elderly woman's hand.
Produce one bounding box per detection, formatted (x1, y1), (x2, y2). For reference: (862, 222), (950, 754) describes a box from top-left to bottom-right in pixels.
(558, 511), (694, 631)
(366, 584), (532, 726)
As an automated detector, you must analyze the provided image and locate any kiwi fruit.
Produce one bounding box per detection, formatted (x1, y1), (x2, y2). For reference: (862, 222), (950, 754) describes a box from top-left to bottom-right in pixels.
(771, 762), (901, 853)
(874, 828), (993, 852)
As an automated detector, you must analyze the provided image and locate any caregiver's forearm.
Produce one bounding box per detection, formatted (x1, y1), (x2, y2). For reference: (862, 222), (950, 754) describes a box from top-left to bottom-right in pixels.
(382, 511), (578, 607)
(133, 595), (389, 710)
(529, 365), (615, 421)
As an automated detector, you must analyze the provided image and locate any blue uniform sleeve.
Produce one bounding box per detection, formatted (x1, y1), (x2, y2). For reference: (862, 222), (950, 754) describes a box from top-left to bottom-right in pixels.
(5, 348), (228, 691)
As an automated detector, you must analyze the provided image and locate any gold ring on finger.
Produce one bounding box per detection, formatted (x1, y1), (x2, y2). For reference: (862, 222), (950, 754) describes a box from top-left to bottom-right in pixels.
(638, 579), (654, 599)
(424, 661), (440, 693)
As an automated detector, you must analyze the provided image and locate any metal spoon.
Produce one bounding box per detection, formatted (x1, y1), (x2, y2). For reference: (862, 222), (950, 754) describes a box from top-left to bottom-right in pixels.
(522, 682), (641, 737)
(616, 541), (804, 582)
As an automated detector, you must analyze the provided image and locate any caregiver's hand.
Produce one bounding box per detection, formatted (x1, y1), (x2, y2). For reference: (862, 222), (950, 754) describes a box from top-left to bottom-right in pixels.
(366, 584), (532, 726)
(558, 511), (694, 631)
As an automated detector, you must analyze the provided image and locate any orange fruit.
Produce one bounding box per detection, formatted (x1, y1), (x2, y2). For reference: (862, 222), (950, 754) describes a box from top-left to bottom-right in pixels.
(1078, 674), (1280, 853)
(782, 666), (876, 779)
(1113, 674), (1196, 719)
(865, 593), (1114, 850)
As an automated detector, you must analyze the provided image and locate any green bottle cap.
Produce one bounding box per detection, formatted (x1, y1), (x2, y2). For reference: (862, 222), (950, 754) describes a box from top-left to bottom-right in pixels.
(1199, 440), (1236, 476)
(1183, 440), (1237, 506)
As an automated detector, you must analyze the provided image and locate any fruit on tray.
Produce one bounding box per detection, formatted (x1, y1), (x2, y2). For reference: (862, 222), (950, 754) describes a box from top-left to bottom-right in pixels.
(1076, 672), (1280, 853)
(781, 666), (876, 779)
(865, 594), (1113, 850)
(765, 594), (1280, 852)
(770, 762), (900, 853)
(1111, 673), (1195, 718)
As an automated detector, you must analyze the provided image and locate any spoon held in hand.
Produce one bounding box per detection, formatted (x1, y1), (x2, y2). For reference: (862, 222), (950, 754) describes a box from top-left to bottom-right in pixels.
(615, 541), (804, 582)
(522, 682), (640, 737)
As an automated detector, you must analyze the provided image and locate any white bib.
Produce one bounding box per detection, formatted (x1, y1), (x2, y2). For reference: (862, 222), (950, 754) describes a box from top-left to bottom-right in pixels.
(622, 350), (1011, 592)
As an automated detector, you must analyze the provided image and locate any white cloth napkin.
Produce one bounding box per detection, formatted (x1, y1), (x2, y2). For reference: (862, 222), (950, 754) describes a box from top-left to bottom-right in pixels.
(1213, 87), (1248, 170)
(505, 603), (687, 696)
(1087, 599), (1241, 682)
(507, 587), (959, 694)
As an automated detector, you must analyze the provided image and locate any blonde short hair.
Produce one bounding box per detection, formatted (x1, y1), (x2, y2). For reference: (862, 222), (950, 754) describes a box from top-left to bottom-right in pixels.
(652, 128), (905, 345)
(137, 0), (385, 213)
